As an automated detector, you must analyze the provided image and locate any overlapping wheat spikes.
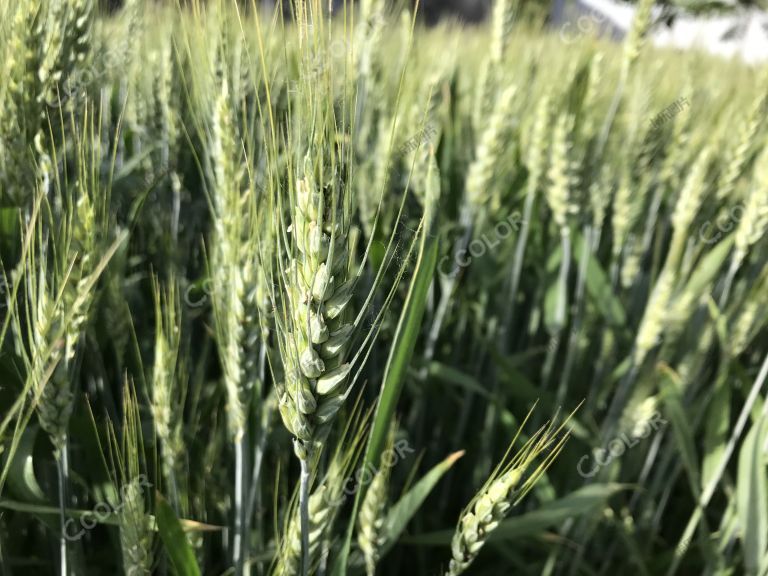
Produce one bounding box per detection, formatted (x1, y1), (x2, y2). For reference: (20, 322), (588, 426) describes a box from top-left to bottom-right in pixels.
(1, 0), (768, 575)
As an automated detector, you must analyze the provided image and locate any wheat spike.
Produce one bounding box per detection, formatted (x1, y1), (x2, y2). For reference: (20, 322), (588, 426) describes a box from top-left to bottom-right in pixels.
(732, 149), (768, 270)
(589, 165), (611, 232)
(635, 269), (675, 365)
(208, 76), (256, 441)
(116, 382), (153, 576)
(274, 159), (359, 459)
(446, 419), (569, 576)
(729, 269), (768, 358)
(621, 0), (654, 80)
(357, 463), (389, 576)
(37, 187), (97, 450)
(717, 91), (766, 202)
(149, 278), (185, 506)
(667, 145), (712, 269)
(466, 84), (516, 212)
(526, 94), (551, 200)
(545, 113), (578, 235)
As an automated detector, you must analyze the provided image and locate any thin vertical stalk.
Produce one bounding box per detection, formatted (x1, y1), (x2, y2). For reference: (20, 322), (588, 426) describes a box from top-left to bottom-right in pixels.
(0, 518), (10, 576)
(419, 204), (474, 378)
(541, 231), (571, 394)
(166, 463), (180, 514)
(667, 351), (768, 576)
(56, 436), (69, 576)
(718, 258), (739, 307)
(299, 457), (311, 576)
(234, 432), (250, 576)
(602, 361), (640, 438)
(555, 226), (591, 406)
(501, 178), (536, 342)
(248, 342), (268, 575)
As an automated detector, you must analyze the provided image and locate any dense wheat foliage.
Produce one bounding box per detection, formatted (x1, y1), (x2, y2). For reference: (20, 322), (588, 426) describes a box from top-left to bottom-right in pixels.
(1, 0), (768, 575)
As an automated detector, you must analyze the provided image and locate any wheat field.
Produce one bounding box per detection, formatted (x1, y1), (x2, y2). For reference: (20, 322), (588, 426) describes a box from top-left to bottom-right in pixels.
(0, 0), (767, 575)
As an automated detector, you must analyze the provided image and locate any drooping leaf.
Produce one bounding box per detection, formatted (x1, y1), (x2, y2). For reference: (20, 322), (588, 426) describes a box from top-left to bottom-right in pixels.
(574, 233), (626, 327)
(4, 426), (45, 503)
(737, 413), (767, 574)
(702, 370), (730, 491)
(405, 483), (629, 545)
(686, 236), (734, 300)
(544, 244), (566, 334)
(334, 156), (440, 576)
(0, 499), (223, 533)
(427, 362), (492, 399)
(658, 364), (702, 497)
(378, 450), (464, 556)
(155, 492), (202, 576)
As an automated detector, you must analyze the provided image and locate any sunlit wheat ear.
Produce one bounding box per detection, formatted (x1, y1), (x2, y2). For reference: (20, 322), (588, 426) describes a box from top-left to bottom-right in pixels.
(109, 381), (153, 576)
(658, 97), (692, 194)
(37, 185), (97, 451)
(611, 167), (635, 262)
(357, 114), (392, 238)
(149, 276), (184, 506)
(666, 145), (712, 269)
(473, 0), (515, 128)
(274, 162), (357, 457)
(149, 36), (178, 177)
(402, 71), (450, 201)
(0, 1), (46, 199)
(357, 467), (388, 576)
(732, 148), (768, 271)
(14, 2), (45, 116)
(545, 112), (578, 237)
(42, 0), (93, 109)
(618, 396), (660, 440)
(525, 94), (551, 199)
(354, 0), (386, 87)
(620, 235), (646, 290)
(621, 0), (654, 80)
(729, 268), (768, 358)
(466, 84), (516, 214)
(589, 165), (611, 233)
(208, 76), (252, 441)
(207, 69), (266, 575)
(489, 0), (515, 66)
(580, 52), (604, 143)
(634, 268), (675, 365)
(717, 91), (766, 202)
(446, 411), (572, 576)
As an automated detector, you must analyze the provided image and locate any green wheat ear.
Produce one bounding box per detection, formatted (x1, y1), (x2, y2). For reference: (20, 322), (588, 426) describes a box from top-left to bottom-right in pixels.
(106, 380), (153, 576)
(274, 159), (358, 457)
(149, 275), (186, 509)
(446, 407), (574, 576)
(357, 427), (396, 576)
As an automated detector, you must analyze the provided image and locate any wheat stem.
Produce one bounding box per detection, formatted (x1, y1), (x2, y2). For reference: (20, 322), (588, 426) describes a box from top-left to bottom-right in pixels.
(56, 436), (69, 576)
(299, 455), (311, 576)
(667, 351), (768, 576)
(234, 432), (250, 576)
(555, 225), (592, 406)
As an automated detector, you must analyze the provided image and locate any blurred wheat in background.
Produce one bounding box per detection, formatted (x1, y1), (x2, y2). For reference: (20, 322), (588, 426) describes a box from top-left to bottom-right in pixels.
(1, 0), (768, 575)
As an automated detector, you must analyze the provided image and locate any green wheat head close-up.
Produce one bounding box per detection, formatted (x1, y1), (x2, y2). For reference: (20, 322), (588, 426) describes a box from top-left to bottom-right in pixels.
(1, 0), (768, 574)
